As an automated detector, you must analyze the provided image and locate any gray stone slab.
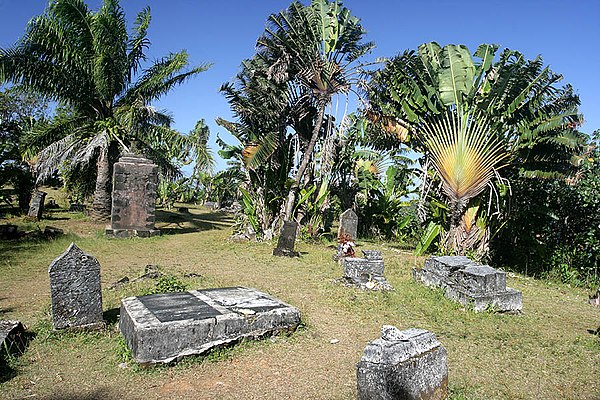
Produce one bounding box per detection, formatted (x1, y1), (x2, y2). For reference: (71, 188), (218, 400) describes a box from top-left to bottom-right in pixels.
(362, 250), (382, 260)
(357, 326), (448, 400)
(451, 265), (507, 295)
(414, 256), (522, 313)
(445, 286), (523, 313)
(119, 287), (301, 364)
(48, 243), (104, 329)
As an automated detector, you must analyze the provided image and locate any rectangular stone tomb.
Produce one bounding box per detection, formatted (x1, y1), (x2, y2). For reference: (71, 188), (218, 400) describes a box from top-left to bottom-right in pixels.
(342, 250), (392, 291)
(413, 256), (522, 312)
(357, 326), (448, 400)
(119, 287), (301, 364)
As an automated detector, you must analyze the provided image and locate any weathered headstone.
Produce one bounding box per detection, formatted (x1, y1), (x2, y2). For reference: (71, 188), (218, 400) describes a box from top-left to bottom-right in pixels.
(413, 256), (522, 312)
(105, 153), (160, 238)
(273, 220), (299, 257)
(120, 287), (301, 364)
(342, 250), (393, 290)
(338, 209), (358, 241)
(0, 320), (26, 364)
(48, 243), (104, 330)
(357, 326), (448, 400)
(27, 190), (47, 220)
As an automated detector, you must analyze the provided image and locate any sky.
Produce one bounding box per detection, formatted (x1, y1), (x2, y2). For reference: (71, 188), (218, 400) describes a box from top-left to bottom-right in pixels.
(1, 0), (599, 171)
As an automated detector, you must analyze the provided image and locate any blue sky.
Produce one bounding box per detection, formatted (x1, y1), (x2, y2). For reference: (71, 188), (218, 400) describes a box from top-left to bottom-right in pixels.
(1, 0), (598, 171)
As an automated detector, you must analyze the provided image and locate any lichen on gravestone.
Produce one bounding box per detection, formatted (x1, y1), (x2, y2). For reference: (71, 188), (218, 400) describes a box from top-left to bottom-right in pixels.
(48, 243), (104, 330)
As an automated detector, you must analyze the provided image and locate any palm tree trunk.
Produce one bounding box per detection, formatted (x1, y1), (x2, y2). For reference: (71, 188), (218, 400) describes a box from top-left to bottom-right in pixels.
(283, 102), (327, 221)
(446, 199), (466, 254)
(90, 146), (113, 221)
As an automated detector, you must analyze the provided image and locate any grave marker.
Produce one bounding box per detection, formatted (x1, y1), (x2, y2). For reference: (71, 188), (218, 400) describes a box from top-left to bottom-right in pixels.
(48, 243), (104, 330)
(105, 153), (160, 238)
(338, 209), (358, 241)
(119, 287), (301, 364)
(357, 326), (448, 400)
(273, 220), (299, 257)
(27, 190), (46, 220)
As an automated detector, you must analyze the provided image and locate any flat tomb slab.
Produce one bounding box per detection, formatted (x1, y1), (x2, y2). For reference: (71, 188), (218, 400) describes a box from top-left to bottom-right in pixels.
(119, 287), (301, 364)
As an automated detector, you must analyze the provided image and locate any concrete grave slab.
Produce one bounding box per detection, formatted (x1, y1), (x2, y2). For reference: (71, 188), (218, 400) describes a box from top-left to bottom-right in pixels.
(119, 287), (301, 364)
(357, 326), (448, 400)
(414, 256), (522, 313)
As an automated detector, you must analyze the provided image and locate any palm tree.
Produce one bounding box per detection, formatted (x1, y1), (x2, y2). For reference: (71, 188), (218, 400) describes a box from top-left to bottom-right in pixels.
(0, 0), (208, 220)
(255, 0), (374, 222)
(366, 42), (582, 255)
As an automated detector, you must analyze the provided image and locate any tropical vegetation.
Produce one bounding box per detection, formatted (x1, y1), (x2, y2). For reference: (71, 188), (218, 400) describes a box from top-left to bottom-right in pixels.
(0, 0), (209, 220)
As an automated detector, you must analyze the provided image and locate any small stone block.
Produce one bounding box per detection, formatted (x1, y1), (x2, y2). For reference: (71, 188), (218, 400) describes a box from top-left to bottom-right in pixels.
(119, 287), (301, 364)
(452, 265), (507, 294)
(343, 257), (385, 283)
(357, 326), (448, 400)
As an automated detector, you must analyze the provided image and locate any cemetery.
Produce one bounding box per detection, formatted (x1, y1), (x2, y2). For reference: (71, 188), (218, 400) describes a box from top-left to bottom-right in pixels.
(0, 0), (599, 399)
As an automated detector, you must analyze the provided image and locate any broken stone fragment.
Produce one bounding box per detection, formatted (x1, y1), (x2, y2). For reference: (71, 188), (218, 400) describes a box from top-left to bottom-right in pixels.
(357, 326), (448, 400)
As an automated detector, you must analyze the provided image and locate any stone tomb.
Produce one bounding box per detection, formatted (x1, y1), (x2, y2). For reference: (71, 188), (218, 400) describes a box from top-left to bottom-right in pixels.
(273, 220), (299, 257)
(338, 208), (358, 241)
(27, 190), (47, 220)
(120, 287), (301, 364)
(413, 255), (522, 312)
(49, 243), (104, 329)
(342, 250), (393, 290)
(357, 326), (448, 400)
(106, 154), (160, 238)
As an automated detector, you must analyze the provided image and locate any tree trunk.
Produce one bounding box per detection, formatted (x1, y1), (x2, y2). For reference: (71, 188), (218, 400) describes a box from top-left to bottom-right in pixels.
(445, 199), (466, 254)
(283, 102), (327, 221)
(90, 145), (113, 221)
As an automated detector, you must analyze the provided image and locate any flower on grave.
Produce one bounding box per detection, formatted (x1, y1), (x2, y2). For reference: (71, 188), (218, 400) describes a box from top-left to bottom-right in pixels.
(337, 233), (356, 257)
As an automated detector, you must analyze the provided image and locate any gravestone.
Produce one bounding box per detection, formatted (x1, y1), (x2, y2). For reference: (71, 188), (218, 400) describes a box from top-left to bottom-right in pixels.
(0, 320), (26, 364)
(342, 250), (393, 291)
(105, 153), (160, 238)
(48, 243), (104, 330)
(0, 224), (18, 240)
(273, 220), (299, 257)
(413, 256), (522, 312)
(27, 190), (47, 220)
(357, 326), (448, 400)
(338, 209), (358, 241)
(120, 286), (301, 364)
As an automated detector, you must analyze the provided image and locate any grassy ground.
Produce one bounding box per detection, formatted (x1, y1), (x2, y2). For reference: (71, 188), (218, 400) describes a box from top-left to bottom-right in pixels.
(0, 205), (599, 399)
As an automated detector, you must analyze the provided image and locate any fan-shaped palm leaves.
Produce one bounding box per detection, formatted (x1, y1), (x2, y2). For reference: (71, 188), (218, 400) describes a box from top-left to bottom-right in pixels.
(367, 42), (582, 254)
(0, 0), (208, 220)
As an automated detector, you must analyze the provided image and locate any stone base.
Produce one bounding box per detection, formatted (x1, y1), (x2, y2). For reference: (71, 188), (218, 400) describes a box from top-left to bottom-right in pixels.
(445, 286), (523, 313)
(119, 287), (301, 364)
(272, 248), (299, 257)
(341, 253), (393, 291)
(105, 228), (160, 238)
(413, 256), (523, 313)
(357, 326), (448, 400)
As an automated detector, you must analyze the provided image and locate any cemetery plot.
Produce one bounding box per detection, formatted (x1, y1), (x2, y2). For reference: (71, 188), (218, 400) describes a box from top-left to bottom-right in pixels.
(413, 256), (522, 312)
(119, 287), (301, 364)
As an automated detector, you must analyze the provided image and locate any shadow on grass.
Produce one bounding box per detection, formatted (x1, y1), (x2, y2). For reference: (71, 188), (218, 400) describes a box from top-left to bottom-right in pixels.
(103, 308), (120, 326)
(44, 387), (115, 400)
(156, 209), (234, 235)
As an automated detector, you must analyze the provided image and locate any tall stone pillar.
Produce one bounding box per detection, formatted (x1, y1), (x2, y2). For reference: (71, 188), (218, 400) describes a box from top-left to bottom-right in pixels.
(105, 154), (160, 238)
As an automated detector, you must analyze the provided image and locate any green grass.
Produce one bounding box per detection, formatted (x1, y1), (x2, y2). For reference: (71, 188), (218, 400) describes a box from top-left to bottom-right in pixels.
(0, 206), (599, 399)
